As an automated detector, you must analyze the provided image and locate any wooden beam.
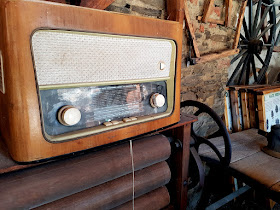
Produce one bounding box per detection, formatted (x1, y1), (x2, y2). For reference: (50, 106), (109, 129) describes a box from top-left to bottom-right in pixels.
(232, 0), (247, 49)
(184, 0), (201, 57)
(195, 49), (239, 64)
(167, 0), (184, 23)
(225, 0), (233, 27)
(202, 0), (214, 23)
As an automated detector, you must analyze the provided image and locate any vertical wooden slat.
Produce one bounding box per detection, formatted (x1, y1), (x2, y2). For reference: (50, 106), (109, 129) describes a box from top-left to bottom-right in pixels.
(167, 0), (184, 23)
(257, 95), (266, 131)
(225, 0), (233, 27)
(248, 92), (257, 128)
(202, 0), (214, 23)
(240, 91), (250, 130)
(232, 0), (247, 49)
(230, 90), (242, 132)
(184, 0), (201, 57)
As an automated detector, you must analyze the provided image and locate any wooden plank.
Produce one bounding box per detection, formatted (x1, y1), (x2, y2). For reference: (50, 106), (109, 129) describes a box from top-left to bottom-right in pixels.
(184, 0), (201, 57)
(167, 0), (184, 23)
(164, 123), (192, 210)
(257, 95), (266, 131)
(248, 92), (257, 128)
(230, 89), (242, 132)
(232, 0), (247, 49)
(225, 0), (232, 27)
(199, 128), (266, 158)
(195, 48), (239, 64)
(202, 0), (214, 23)
(240, 91), (250, 130)
(230, 151), (280, 189)
(255, 86), (280, 95)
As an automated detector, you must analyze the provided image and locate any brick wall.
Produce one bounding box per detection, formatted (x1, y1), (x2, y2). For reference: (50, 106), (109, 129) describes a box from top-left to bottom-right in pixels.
(107, 0), (241, 136)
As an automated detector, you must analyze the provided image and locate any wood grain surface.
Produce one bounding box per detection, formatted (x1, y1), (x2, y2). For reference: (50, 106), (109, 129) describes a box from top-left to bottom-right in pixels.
(0, 0), (183, 162)
(114, 187), (170, 210)
(0, 134), (171, 209)
(35, 162), (171, 210)
(200, 129), (280, 202)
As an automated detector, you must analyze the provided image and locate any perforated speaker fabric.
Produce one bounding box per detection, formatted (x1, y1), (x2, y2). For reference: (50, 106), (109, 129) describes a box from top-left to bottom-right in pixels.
(31, 30), (175, 86)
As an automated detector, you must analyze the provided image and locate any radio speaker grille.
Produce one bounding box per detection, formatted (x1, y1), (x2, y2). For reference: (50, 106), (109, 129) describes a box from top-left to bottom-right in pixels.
(31, 30), (175, 86)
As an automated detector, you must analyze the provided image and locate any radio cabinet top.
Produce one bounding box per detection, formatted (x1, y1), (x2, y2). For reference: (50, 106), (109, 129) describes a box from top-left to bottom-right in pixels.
(0, 0), (183, 162)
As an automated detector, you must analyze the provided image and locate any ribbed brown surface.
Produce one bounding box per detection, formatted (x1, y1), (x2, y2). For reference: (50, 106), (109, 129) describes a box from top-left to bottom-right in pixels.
(0, 135), (170, 209)
(36, 162), (171, 210)
(114, 186), (170, 210)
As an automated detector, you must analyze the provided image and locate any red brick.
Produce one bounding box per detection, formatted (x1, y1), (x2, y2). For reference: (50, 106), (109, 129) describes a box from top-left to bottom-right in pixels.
(209, 23), (217, 28)
(199, 24), (205, 33)
(213, 7), (221, 17)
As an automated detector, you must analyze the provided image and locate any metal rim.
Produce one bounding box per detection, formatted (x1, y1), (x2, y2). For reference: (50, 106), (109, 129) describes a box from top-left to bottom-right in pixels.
(181, 100), (232, 166)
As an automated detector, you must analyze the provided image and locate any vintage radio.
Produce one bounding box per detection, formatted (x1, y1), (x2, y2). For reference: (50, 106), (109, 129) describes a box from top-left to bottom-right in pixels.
(0, 0), (183, 161)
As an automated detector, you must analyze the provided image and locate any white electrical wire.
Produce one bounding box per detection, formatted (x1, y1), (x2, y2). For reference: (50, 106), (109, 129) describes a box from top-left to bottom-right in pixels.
(129, 140), (135, 210)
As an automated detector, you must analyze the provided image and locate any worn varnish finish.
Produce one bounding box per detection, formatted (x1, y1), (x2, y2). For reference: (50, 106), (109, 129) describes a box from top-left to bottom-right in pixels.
(0, 135), (171, 209)
(114, 187), (170, 210)
(200, 129), (280, 202)
(0, 134), (170, 175)
(0, 0), (183, 162)
(36, 162), (171, 210)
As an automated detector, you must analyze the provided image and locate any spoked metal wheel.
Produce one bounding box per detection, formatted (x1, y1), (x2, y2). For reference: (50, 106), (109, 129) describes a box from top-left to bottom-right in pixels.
(181, 100), (232, 166)
(228, 0), (278, 85)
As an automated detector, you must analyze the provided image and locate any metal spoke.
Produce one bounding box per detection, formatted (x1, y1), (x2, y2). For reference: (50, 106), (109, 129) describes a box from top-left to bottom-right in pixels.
(254, 6), (271, 38)
(240, 33), (248, 41)
(238, 54), (250, 84)
(252, 0), (263, 35)
(256, 23), (274, 40)
(255, 53), (265, 65)
(251, 55), (258, 82)
(230, 49), (247, 64)
(249, 0), (253, 34)
(227, 54), (248, 86)
(243, 18), (250, 39)
(245, 54), (252, 85)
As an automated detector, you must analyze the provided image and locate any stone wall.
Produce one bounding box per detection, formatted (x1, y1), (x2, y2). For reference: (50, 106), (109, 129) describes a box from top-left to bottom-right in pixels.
(106, 0), (241, 136)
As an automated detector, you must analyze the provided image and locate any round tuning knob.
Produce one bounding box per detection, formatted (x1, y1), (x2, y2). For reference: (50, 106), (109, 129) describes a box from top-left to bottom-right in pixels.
(150, 93), (166, 108)
(58, 106), (81, 126)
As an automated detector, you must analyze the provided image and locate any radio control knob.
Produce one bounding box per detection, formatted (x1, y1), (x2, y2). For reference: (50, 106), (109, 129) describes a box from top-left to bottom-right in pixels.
(58, 106), (81, 126)
(150, 93), (165, 108)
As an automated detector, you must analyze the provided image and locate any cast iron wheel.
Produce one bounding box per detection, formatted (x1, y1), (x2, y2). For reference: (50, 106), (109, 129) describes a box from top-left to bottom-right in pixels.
(228, 0), (277, 85)
(181, 100), (232, 166)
